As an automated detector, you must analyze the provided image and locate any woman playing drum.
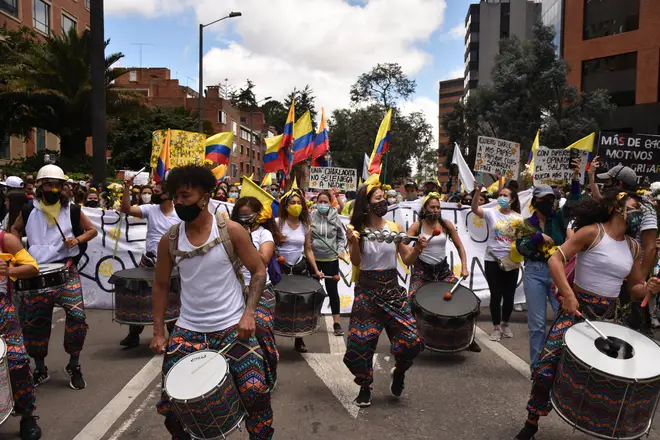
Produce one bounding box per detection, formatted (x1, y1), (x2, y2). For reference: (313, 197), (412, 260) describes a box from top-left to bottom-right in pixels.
(514, 190), (660, 440)
(343, 180), (423, 407)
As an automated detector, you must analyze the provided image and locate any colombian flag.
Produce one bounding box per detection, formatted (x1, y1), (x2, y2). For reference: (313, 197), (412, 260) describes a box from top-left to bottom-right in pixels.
(205, 132), (234, 164)
(312, 108), (329, 167)
(264, 135), (284, 172)
(280, 101), (295, 172)
(240, 175), (279, 217)
(292, 111), (314, 165)
(527, 129), (540, 177)
(155, 128), (171, 182)
(368, 109), (392, 175)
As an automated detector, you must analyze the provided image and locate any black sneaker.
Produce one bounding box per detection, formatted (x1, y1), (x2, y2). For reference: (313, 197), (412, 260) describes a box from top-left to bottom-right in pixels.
(65, 364), (86, 390)
(354, 387), (371, 407)
(514, 421), (538, 440)
(390, 367), (405, 397)
(119, 332), (140, 348)
(294, 338), (308, 353)
(32, 368), (49, 387)
(333, 323), (344, 336)
(20, 415), (41, 440)
(468, 340), (482, 352)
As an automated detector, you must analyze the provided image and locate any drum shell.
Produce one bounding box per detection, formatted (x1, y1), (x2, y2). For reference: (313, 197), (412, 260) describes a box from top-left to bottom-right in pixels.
(412, 282), (480, 353)
(0, 339), (12, 426)
(112, 276), (181, 325)
(551, 337), (660, 439)
(14, 266), (68, 295)
(273, 275), (326, 337)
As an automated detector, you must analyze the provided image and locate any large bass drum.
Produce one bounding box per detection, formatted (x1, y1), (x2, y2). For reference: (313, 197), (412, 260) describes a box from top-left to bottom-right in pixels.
(273, 275), (326, 337)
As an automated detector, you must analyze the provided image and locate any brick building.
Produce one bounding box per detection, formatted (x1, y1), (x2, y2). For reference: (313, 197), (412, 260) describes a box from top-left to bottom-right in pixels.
(1, 0), (91, 161)
(114, 67), (272, 181)
(437, 77), (464, 186)
(561, 0), (660, 134)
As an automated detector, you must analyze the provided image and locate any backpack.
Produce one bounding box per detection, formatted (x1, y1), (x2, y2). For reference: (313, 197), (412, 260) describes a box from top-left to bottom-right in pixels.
(22, 202), (87, 264)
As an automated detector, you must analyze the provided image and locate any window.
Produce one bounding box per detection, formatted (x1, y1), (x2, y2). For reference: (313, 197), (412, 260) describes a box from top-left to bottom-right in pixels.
(0, 0), (18, 17)
(62, 13), (76, 33)
(240, 145), (244, 155)
(36, 128), (46, 152)
(231, 164), (238, 178)
(85, 0), (90, 9)
(232, 142), (237, 157)
(240, 162), (244, 173)
(0, 134), (10, 159)
(252, 150), (255, 159)
(257, 152), (260, 161)
(240, 116), (248, 125)
(583, 0), (639, 40)
(582, 52), (637, 107)
(240, 128), (251, 141)
(129, 70), (137, 82)
(500, 2), (510, 39)
(232, 120), (238, 136)
(218, 110), (227, 124)
(33, 0), (51, 34)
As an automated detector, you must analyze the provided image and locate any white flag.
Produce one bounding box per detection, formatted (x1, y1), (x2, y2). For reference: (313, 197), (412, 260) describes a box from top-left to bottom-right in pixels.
(362, 153), (370, 180)
(452, 143), (475, 193)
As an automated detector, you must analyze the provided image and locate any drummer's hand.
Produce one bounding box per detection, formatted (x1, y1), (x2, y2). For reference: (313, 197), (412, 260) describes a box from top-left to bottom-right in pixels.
(415, 236), (428, 253)
(64, 237), (79, 249)
(124, 175), (134, 187)
(461, 267), (469, 279)
(561, 293), (581, 317)
(237, 313), (256, 341)
(346, 225), (359, 245)
(315, 270), (324, 279)
(150, 334), (167, 355)
(647, 277), (660, 294)
(0, 259), (8, 276)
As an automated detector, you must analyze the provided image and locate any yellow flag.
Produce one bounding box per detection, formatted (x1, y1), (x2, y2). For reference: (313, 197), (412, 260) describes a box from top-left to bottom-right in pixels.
(212, 164), (227, 180)
(261, 173), (272, 187)
(240, 175), (278, 216)
(248, 173), (254, 180)
(292, 177), (299, 190)
(565, 132), (595, 152)
(529, 129), (540, 175)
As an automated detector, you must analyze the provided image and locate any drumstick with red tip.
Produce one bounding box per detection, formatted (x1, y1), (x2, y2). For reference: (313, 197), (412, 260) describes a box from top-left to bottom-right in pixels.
(314, 274), (341, 281)
(277, 256), (286, 263)
(443, 276), (465, 301)
(426, 227), (443, 245)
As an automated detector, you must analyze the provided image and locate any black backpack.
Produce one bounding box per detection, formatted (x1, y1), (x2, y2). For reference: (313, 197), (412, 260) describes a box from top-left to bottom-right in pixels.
(21, 202), (87, 263)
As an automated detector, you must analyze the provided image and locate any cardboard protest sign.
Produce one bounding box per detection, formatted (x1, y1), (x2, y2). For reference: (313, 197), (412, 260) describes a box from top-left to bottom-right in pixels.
(533, 148), (589, 185)
(596, 132), (660, 186)
(124, 170), (149, 186)
(474, 136), (521, 179)
(308, 167), (357, 191)
(150, 130), (205, 169)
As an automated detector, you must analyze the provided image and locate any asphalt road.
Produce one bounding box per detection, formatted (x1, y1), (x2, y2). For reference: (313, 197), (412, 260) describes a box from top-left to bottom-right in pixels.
(0, 307), (658, 440)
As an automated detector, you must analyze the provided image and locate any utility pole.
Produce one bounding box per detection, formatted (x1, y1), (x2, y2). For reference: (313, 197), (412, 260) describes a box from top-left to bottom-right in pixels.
(131, 43), (153, 68)
(91, 0), (107, 182)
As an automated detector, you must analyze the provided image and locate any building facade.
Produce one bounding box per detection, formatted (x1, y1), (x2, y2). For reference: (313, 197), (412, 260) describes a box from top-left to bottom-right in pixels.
(437, 78), (464, 185)
(1, 0), (91, 162)
(563, 0), (659, 134)
(114, 68), (272, 181)
(540, 0), (563, 54)
(464, 0), (541, 97)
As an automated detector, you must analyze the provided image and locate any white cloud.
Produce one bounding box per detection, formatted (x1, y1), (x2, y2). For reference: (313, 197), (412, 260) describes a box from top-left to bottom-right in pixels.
(446, 23), (465, 40)
(440, 66), (465, 82)
(401, 96), (438, 147)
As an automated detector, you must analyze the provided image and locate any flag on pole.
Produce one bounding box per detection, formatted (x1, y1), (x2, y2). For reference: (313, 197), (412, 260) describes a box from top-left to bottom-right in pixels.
(205, 132), (235, 164)
(261, 173), (272, 187)
(565, 132), (596, 152)
(451, 143), (475, 193)
(292, 111), (315, 165)
(527, 129), (541, 176)
(155, 129), (171, 182)
(312, 108), (330, 167)
(362, 153), (370, 180)
(280, 101), (295, 172)
(368, 109), (392, 175)
(212, 164), (227, 181)
(240, 175), (279, 217)
(264, 135), (284, 172)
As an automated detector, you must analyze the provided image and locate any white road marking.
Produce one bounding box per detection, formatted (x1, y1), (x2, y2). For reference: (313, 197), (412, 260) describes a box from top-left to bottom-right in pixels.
(72, 355), (162, 440)
(107, 388), (160, 440)
(302, 353), (359, 419)
(325, 315), (346, 354)
(475, 327), (530, 378)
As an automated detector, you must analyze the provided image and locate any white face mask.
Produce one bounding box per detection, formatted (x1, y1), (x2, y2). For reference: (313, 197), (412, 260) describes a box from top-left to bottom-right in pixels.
(141, 194), (152, 204)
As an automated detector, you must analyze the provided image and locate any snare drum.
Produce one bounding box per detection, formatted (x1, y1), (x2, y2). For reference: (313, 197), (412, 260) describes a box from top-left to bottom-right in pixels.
(164, 350), (246, 439)
(273, 275), (326, 337)
(551, 322), (660, 439)
(0, 338), (13, 426)
(109, 267), (181, 325)
(412, 281), (480, 353)
(14, 263), (68, 295)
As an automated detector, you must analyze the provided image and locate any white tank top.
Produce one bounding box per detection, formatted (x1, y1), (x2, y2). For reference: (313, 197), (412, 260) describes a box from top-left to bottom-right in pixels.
(360, 223), (398, 271)
(25, 203), (80, 264)
(574, 225), (634, 298)
(418, 227), (447, 265)
(175, 220), (245, 333)
(277, 220), (308, 264)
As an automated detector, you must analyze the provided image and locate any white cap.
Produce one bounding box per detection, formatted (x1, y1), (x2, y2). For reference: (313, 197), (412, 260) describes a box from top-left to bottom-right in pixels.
(0, 176), (24, 189)
(67, 178), (74, 183)
(36, 164), (66, 182)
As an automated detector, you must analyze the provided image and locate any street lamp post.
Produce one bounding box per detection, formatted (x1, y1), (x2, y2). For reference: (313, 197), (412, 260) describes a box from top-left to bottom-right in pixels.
(249, 96), (271, 180)
(198, 11), (241, 133)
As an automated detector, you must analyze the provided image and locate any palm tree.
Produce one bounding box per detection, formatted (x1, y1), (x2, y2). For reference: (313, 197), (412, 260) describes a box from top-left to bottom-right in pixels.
(0, 27), (139, 160)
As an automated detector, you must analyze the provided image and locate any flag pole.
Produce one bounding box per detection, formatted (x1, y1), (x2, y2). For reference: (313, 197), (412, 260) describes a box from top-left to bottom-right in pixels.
(382, 152), (389, 183)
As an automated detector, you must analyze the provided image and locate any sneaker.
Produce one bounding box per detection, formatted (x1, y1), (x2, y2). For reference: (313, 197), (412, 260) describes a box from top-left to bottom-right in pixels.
(501, 324), (514, 338)
(390, 367), (405, 397)
(354, 387), (371, 407)
(490, 327), (503, 342)
(65, 364), (86, 390)
(20, 415), (41, 440)
(468, 340), (482, 352)
(32, 368), (50, 387)
(514, 303), (524, 312)
(119, 332), (140, 348)
(333, 323), (344, 336)
(294, 338), (308, 353)
(514, 421), (538, 440)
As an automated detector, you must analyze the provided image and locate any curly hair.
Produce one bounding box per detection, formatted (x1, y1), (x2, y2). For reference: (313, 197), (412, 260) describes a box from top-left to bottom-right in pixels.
(571, 189), (634, 231)
(232, 196), (284, 246)
(166, 165), (216, 196)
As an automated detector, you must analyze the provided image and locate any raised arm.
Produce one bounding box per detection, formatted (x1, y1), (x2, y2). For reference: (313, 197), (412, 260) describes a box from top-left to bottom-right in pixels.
(471, 184), (484, 218)
(120, 178), (143, 218)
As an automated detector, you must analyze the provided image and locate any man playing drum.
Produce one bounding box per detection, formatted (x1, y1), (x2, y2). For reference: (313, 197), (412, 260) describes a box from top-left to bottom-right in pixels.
(514, 190), (660, 440)
(151, 165), (274, 440)
(10, 164), (97, 391)
(119, 179), (181, 348)
(0, 230), (42, 439)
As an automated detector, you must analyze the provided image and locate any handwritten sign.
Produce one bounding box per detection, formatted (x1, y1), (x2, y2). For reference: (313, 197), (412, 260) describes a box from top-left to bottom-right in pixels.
(474, 136), (521, 179)
(308, 167), (357, 191)
(150, 130), (205, 169)
(533, 148), (589, 185)
(124, 170), (149, 186)
(596, 132), (660, 186)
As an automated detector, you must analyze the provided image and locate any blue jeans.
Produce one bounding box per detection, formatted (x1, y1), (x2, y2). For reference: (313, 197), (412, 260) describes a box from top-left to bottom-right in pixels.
(523, 260), (559, 369)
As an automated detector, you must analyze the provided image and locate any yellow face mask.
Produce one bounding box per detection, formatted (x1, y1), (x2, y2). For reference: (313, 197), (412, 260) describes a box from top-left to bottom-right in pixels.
(287, 204), (303, 217)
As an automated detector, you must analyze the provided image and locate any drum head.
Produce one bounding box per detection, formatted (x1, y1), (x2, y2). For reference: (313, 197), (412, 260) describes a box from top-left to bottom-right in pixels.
(0, 338), (5, 358)
(415, 282), (478, 318)
(109, 267), (179, 283)
(275, 275), (322, 294)
(165, 350), (228, 400)
(39, 263), (65, 274)
(565, 322), (660, 380)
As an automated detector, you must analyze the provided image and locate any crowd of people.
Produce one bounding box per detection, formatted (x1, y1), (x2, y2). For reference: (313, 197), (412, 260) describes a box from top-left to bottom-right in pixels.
(0, 157), (659, 440)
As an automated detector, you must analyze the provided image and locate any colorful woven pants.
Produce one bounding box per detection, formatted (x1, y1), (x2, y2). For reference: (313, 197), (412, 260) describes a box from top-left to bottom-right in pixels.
(344, 269), (422, 387)
(527, 290), (617, 418)
(157, 325), (274, 440)
(0, 294), (36, 414)
(255, 284), (278, 388)
(19, 264), (88, 359)
(408, 260), (456, 298)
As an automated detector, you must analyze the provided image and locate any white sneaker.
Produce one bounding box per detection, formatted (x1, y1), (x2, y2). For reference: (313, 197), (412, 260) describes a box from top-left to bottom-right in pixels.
(501, 324), (514, 338)
(490, 327), (502, 342)
(514, 304), (524, 312)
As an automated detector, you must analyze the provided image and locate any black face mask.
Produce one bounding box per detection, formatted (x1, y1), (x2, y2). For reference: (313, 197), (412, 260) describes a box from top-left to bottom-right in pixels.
(424, 212), (441, 221)
(368, 200), (389, 218)
(175, 201), (203, 222)
(238, 214), (257, 228)
(151, 194), (166, 205)
(43, 191), (60, 205)
(534, 199), (554, 217)
(85, 200), (99, 208)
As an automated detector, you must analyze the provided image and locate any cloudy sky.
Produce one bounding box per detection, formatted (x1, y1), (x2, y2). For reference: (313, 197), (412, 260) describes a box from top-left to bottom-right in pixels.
(105, 0), (471, 142)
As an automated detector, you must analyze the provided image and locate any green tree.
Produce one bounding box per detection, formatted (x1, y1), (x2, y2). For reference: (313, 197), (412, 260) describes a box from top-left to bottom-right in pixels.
(262, 99), (287, 131)
(0, 28), (139, 160)
(230, 79), (258, 112)
(284, 85), (318, 130)
(350, 62), (416, 107)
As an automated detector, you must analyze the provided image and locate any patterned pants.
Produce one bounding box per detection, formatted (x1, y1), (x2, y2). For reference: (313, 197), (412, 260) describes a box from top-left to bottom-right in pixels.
(255, 284), (278, 388)
(527, 290), (617, 418)
(408, 261), (456, 298)
(0, 294), (36, 414)
(343, 270), (423, 387)
(19, 264), (88, 359)
(157, 325), (274, 440)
